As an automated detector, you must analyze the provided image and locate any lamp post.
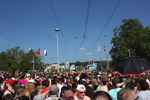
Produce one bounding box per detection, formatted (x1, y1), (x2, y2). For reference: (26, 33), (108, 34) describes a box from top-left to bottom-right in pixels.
(55, 28), (60, 73)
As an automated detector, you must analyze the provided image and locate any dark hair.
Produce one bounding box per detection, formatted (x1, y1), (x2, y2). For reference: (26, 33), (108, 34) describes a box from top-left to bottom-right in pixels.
(92, 91), (112, 100)
(2, 94), (14, 100)
(0, 77), (4, 84)
(14, 96), (29, 100)
(140, 80), (149, 90)
(112, 77), (120, 88)
(125, 82), (137, 90)
(16, 88), (25, 96)
(42, 80), (49, 87)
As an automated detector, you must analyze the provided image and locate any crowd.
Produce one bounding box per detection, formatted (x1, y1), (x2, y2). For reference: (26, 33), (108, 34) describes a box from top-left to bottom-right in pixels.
(0, 70), (150, 100)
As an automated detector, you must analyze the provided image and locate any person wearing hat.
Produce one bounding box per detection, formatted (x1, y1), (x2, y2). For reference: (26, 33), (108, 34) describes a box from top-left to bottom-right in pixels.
(45, 84), (60, 100)
(74, 84), (91, 100)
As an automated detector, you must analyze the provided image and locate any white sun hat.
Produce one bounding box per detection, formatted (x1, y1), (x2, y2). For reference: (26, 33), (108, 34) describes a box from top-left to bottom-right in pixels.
(77, 84), (86, 91)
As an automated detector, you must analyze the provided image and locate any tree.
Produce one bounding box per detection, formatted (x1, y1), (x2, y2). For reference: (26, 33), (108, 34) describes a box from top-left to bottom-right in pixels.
(110, 19), (150, 64)
(0, 46), (44, 73)
(75, 61), (82, 66)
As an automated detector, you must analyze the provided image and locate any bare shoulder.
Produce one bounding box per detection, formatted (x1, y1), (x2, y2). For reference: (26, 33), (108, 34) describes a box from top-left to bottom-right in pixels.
(84, 96), (91, 100)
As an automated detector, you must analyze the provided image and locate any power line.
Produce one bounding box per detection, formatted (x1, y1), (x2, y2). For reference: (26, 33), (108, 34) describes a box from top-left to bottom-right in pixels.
(0, 10), (50, 37)
(72, 0), (91, 60)
(48, 0), (67, 62)
(77, 0), (121, 60)
(0, 10), (57, 58)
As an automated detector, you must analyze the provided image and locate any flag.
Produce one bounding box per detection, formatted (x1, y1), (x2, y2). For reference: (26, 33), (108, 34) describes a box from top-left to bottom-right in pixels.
(36, 48), (40, 55)
(44, 49), (47, 56)
(98, 46), (100, 52)
(104, 44), (106, 51)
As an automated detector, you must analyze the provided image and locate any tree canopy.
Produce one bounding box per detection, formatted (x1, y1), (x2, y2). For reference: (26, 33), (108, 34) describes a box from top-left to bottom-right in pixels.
(110, 19), (150, 64)
(0, 46), (44, 73)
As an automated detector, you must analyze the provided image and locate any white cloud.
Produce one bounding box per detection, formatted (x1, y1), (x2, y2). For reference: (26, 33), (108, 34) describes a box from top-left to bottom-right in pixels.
(84, 53), (93, 55)
(0, 39), (8, 43)
(79, 48), (87, 51)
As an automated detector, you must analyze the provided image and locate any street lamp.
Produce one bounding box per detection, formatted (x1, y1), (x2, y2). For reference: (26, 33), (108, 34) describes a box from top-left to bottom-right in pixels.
(55, 28), (60, 73)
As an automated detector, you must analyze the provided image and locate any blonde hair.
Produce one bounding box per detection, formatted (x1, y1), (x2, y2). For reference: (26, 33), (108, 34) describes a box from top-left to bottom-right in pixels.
(27, 82), (35, 93)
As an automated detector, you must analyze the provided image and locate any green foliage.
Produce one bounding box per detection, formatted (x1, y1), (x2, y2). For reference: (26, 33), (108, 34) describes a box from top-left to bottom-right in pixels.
(74, 61), (81, 66)
(0, 46), (44, 73)
(110, 19), (150, 64)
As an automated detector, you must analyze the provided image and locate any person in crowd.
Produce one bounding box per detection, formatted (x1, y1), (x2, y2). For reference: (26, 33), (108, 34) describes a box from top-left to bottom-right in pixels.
(74, 84), (91, 100)
(78, 73), (94, 99)
(3, 82), (15, 98)
(137, 80), (150, 99)
(60, 86), (70, 98)
(92, 91), (112, 100)
(96, 75), (109, 92)
(2, 69), (150, 100)
(56, 78), (63, 98)
(71, 81), (78, 94)
(27, 81), (35, 94)
(42, 80), (49, 93)
(62, 90), (74, 100)
(117, 88), (138, 100)
(0, 77), (5, 100)
(108, 77), (131, 100)
(46, 84), (60, 100)
(2, 93), (14, 100)
(13, 87), (29, 100)
(33, 79), (51, 100)
(125, 81), (138, 94)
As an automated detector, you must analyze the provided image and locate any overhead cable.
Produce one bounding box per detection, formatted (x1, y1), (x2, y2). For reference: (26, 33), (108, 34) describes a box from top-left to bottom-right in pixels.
(48, 0), (67, 61)
(77, 0), (121, 60)
(72, 0), (91, 60)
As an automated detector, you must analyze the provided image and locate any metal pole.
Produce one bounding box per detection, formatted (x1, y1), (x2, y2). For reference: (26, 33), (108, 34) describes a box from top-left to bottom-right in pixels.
(56, 33), (59, 72)
(100, 57), (103, 70)
(106, 53), (109, 69)
(128, 49), (131, 57)
(55, 28), (60, 73)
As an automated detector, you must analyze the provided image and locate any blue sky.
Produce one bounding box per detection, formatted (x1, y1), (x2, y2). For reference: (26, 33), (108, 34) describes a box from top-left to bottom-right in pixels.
(0, 0), (150, 64)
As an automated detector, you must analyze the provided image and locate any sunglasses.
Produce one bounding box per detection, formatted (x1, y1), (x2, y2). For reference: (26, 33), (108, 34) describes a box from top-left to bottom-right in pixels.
(79, 92), (86, 94)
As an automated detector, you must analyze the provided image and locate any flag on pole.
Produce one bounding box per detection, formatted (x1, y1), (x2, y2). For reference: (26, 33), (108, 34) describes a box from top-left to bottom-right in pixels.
(36, 48), (40, 55)
(104, 44), (106, 51)
(44, 49), (47, 56)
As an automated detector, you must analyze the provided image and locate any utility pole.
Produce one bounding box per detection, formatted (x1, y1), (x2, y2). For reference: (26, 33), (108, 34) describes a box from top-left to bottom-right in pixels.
(106, 53), (109, 69)
(128, 49), (131, 57)
(55, 28), (60, 73)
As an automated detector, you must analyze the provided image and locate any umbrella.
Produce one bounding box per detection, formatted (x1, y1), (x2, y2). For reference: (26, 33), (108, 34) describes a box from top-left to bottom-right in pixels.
(114, 57), (150, 76)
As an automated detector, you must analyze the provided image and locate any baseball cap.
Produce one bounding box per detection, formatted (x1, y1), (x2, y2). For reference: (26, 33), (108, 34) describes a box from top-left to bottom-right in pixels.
(77, 84), (86, 91)
(50, 85), (59, 92)
(5, 79), (14, 85)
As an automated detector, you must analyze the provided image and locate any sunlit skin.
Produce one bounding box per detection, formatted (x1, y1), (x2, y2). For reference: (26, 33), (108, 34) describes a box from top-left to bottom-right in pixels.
(77, 90), (86, 99)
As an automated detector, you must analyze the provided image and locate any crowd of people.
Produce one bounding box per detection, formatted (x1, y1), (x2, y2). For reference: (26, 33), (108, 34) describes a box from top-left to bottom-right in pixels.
(0, 70), (150, 100)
